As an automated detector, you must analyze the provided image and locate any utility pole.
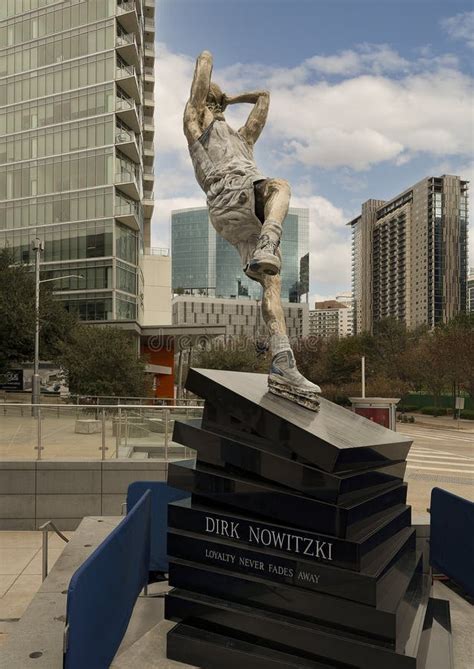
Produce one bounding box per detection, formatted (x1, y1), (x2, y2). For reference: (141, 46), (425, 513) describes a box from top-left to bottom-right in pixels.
(361, 356), (366, 399)
(32, 238), (44, 415)
(31, 237), (83, 414)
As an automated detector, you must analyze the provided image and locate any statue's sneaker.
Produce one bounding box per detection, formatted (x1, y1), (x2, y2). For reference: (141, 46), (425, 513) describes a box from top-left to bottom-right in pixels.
(248, 234), (281, 276)
(268, 349), (321, 411)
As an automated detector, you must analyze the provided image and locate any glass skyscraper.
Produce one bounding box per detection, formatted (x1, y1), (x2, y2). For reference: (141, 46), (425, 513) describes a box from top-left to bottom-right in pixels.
(172, 206), (310, 302)
(0, 0), (155, 322)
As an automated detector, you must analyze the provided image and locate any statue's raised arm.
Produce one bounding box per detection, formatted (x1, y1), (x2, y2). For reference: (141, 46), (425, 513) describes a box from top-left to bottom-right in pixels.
(184, 51), (214, 145)
(183, 51), (321, 411)
(224, 89), (270, 145)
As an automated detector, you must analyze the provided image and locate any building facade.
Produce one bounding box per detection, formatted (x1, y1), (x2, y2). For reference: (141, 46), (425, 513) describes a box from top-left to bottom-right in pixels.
(171, 206), (310, 302)
(309, 300), (352, 338)
(349, 175), (469, 332)
(172, 295), (309, 340)
(0, 0), (155, 322)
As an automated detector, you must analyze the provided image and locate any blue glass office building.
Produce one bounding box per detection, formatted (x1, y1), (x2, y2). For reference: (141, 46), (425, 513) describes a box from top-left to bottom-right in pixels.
(172, 207), (309, 302)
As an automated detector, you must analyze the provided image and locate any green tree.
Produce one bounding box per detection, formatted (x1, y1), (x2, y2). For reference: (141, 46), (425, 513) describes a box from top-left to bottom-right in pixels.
(193, 337), (269, 374)
(0, 248), (77, 378)
(437, 313), (474, 400)
(59, 326), (149, 397)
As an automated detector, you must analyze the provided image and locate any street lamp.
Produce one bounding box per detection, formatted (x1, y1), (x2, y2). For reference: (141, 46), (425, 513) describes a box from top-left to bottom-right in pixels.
(31, 238), (84, 412)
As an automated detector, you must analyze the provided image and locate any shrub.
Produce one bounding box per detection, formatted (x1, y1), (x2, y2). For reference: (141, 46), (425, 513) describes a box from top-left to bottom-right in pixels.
(398, 404), (419, 413)
(420, 406), (448, 416)
(460, 409), (474, 420)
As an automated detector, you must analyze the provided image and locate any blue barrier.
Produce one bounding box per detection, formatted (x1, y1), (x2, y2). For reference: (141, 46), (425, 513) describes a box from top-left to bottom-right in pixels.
(64, 491), (151, 669)
(430, 487), (474, 597)
(127, 481), (190, 573)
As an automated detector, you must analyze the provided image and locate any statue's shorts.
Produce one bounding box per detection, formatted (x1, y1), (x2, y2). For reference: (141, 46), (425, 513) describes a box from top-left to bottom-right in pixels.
(206, 173), (281, 277)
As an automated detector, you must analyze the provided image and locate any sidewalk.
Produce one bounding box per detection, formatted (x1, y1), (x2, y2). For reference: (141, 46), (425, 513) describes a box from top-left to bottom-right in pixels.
(0, 531), (71, 647)
(399, 413), (474, 432)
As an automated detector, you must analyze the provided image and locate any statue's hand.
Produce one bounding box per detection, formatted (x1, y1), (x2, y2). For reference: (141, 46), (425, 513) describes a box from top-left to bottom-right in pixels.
(221, 93), (230, 111)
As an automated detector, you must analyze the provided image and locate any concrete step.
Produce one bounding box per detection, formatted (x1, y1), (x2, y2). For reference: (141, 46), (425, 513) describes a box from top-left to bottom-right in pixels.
(111, 620), (197, 668)
(131, 452), (149, 460)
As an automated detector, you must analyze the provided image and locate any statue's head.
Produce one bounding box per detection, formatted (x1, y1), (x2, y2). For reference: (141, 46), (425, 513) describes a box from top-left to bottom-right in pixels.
(206, 82), (225, 118)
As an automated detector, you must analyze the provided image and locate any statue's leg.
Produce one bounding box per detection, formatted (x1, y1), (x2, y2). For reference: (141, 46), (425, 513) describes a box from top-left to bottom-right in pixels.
(260, 272), (286, 336)
(249, 178), (291, 276)
(258, 273), (321, 411)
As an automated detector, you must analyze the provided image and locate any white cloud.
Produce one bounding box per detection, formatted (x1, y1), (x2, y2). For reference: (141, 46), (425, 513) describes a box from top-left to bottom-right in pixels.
(307, 44), (410, 76)
(154, 43), (473, 174)
(266, 69), (473, 170)
(285, 129), (404, 170)
(153, 45), (194, 161)
(152, 43), (473, 290)
(440, 11), (474, 48)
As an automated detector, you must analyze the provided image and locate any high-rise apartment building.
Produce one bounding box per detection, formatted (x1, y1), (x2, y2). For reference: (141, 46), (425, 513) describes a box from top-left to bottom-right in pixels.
(349, 175), (468, 333)
(309, 299), (352, 338)
(171, 206), (310, 302)
(0, 0), (155, 322)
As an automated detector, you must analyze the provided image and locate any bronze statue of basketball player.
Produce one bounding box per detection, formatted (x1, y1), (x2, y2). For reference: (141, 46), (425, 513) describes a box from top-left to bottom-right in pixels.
(184, 50), (320, 410)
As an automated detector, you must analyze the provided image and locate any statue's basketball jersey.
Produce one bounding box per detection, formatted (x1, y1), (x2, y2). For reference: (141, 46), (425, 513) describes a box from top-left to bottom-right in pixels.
(189, 120), (266, 256)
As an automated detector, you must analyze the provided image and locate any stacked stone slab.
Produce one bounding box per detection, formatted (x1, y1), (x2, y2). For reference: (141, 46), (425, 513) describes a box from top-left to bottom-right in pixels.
(165, 368), (453, 669)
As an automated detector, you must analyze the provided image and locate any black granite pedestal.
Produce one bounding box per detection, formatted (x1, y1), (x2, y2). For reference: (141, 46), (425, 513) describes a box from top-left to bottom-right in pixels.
(165, 369), (453, 669)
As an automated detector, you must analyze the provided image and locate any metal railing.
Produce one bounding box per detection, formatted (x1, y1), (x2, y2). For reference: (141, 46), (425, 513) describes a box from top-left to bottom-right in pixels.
(117, 1), (136, 14)
(69, 394), (189, 404)
(115, 170), (138, 185)
(143, 190), (154, 201)
(39, 520), (69, 581)
(143, 66), (154, 76)
(115, 202), (141, 219)
(0, 403), (203, 462)
(148, 247), (169, 256)
(116, 96), (135, 112)
(116, 63), (136, 79)
(143, 140), (153, 151)
(116, 33), (135, 48)
(116, 128), (136, 144)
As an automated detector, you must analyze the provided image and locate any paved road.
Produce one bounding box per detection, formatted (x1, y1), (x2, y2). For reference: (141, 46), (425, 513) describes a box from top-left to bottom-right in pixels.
(398, 422), (474, 516)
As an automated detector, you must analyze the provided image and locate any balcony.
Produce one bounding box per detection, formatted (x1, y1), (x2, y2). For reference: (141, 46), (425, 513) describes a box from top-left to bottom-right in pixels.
(143, 91), (154, 108)
(143, 190), (154, 217)
(143, 115), (154, 138)
(115, 97), (140, 132)
(144, 17), (155, 34)
(143, 165), (154, 184)
(143, 41), (155, 64)
(115, 171), (140, 201)
(116, 63), (140, 102)
(116, 127), (140, 163)
(143, 66), (154, 90)
(116, 33), (139, 66)
(116, 1), (140, 34)
(115, 202), (142, 231)
(143, 140), (154, 165)
(144, 0), (155, 16)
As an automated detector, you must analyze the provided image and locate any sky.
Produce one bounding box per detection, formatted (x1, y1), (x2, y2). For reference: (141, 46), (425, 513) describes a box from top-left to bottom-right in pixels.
(152, 0), (474, 303)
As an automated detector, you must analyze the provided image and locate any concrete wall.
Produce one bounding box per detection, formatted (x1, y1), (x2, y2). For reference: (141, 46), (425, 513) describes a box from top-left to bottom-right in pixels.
(141, 253), (172, 326)
(0, 460), (168, 530)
